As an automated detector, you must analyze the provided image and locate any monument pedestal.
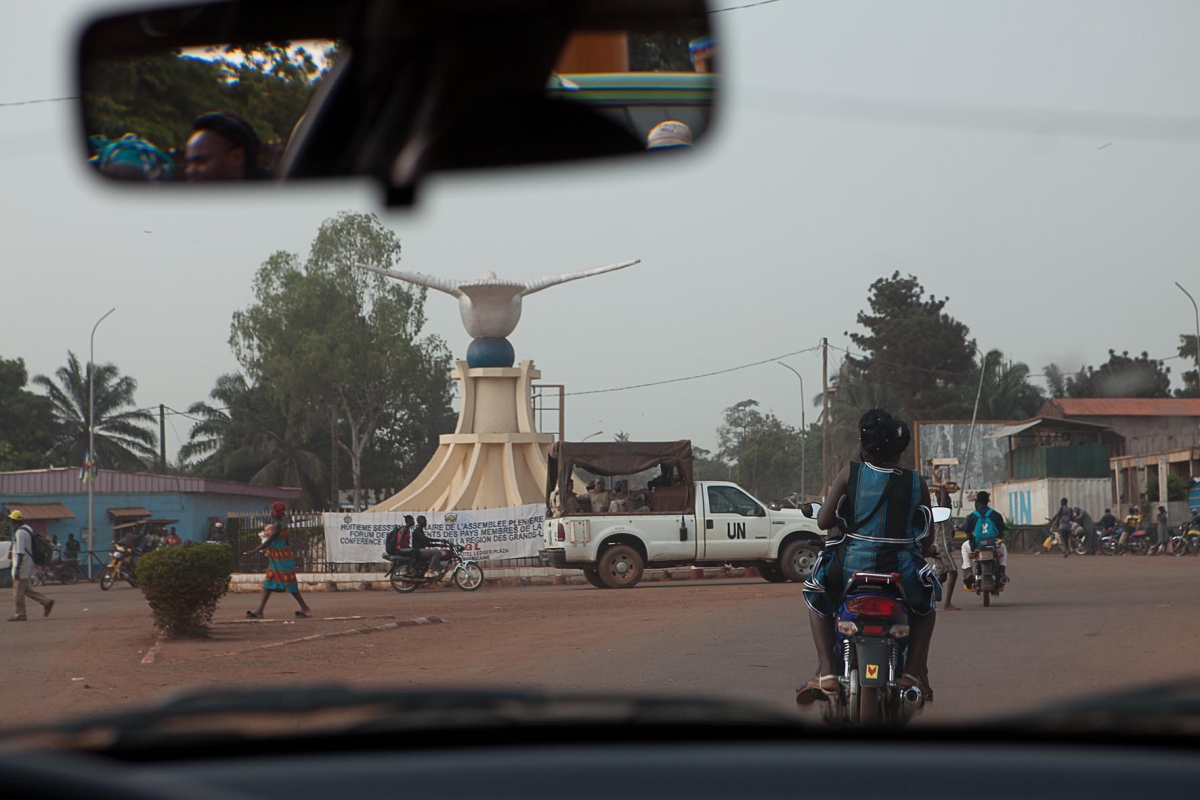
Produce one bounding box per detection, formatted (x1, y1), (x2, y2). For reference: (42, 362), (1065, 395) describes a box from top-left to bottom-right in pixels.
(370, 360), (555, 512)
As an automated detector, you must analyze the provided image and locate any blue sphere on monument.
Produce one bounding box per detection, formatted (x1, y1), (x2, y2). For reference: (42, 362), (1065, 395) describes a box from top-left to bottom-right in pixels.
(467, 337), (516, 368)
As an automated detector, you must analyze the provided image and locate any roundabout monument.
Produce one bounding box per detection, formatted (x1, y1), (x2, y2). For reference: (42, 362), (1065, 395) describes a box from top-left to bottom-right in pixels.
(356, 259), (638, 512)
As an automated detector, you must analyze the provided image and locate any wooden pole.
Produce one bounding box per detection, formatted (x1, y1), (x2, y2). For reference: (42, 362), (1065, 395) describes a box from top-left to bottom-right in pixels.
(159, 404), (166, 471)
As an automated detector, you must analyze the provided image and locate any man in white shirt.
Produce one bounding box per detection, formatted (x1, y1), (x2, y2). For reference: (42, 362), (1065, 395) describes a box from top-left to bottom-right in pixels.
(7, 509), (55, 621)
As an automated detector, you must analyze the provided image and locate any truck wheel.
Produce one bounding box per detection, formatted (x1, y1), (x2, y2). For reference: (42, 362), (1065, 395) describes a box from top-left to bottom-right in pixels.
(597, 545), (643, 589)
(582, 567), (606, 588)
(780, 540), (820, 582)
(759, 564), (788, 583)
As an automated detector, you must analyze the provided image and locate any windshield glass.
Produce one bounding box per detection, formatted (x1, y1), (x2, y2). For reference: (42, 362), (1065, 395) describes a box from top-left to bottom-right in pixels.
(2, 0), (1200, 739)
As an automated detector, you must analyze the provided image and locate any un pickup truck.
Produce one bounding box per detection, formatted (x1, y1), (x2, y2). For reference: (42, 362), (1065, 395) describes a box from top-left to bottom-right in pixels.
(539, 440), (822, 589)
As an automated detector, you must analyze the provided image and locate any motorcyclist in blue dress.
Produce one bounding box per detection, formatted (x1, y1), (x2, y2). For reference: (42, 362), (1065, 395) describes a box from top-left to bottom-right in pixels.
(797, 409), (940, 703)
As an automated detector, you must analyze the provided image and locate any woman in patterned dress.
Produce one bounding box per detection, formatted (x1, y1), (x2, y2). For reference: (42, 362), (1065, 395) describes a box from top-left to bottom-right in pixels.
(246, 501), (313, 619)
(796, 409), (939, 703)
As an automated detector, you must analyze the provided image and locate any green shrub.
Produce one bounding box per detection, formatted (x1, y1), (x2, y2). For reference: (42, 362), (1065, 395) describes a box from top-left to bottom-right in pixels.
(136, 543), (233, 637)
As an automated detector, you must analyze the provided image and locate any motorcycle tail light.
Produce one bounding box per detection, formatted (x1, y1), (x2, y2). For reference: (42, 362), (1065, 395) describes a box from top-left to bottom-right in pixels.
(861, 624), (885, 635)
(890, 624), (910, 638)
(556, 523), (566, 542)
(845, 595), (900, 617)
(837, 621), (858, 635)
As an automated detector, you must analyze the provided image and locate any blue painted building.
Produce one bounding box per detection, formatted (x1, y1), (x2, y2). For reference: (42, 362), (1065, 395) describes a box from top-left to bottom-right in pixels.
(1, 467), (300, 553)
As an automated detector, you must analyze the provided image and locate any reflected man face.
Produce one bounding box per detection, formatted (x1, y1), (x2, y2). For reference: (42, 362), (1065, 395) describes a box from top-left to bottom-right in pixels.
(185, 129), (245, 181)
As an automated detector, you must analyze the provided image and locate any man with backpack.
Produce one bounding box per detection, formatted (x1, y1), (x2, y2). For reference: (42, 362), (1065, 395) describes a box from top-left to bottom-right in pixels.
(385, 516), (415, 562)
(960, 491), (1009, 589)
(6, 509), (55, 621)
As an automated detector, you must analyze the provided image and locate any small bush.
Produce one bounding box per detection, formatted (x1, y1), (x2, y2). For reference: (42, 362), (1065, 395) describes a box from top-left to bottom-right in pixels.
(136, 543), (233, 637)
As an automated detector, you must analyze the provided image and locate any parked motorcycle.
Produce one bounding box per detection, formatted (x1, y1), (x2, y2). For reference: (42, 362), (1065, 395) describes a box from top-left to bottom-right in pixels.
(968, 544), (1006, 607)
(803, 504), (950, 727)
(100, 544), (138, 590)
(385, 541), (483, 593)
(1098, 528), (1152, 556)
(1168, 525), (1200, 556)
(29, 560), (79, 587)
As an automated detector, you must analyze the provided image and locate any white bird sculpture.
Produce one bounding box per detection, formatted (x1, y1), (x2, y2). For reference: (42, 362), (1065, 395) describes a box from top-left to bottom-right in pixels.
(355, 259), (640, 340)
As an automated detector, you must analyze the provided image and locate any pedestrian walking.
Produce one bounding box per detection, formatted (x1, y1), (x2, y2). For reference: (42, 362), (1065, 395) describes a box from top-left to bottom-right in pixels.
(245, 502), (312, 619)
(6, 510), (55, 622)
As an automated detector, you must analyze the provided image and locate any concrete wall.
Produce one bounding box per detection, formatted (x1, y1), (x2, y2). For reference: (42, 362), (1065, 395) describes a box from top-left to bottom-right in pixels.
(1080, 416), (1200, 457)
(915, 422), (1010, 491)
(0, 492), (289, 552)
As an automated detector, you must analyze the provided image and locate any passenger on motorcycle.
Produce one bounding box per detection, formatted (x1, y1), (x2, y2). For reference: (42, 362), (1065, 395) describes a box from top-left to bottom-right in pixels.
(386, 515), (416, 561)
(1118, 506), (1143, 549)
(961, 492), (1007, 588)
(1099, 508), (1118, 534)
(798, 408), (939, 702)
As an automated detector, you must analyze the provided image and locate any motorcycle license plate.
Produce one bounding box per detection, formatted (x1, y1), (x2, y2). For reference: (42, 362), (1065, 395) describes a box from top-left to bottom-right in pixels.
(856, 642), (891, 688)
(977, 551), (995, 561)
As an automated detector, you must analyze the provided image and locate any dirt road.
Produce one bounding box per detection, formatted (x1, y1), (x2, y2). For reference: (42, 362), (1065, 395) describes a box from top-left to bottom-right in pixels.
(2, 554), (1197, 728)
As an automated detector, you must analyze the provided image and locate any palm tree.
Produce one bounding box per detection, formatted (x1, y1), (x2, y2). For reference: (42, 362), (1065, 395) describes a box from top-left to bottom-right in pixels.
(33, 351), (157, 471)
(182, 373), (325, 503)
(815, 358), (905, 473)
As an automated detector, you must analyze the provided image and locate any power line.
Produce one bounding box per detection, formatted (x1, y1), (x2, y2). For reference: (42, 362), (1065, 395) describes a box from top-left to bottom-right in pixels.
(710, 0), (784, 12)
(0, 96), (77, 108)
(565, 345), (821, 397)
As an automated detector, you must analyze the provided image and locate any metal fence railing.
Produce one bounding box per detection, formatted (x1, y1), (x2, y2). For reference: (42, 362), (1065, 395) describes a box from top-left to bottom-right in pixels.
(226, 511), (335, 574)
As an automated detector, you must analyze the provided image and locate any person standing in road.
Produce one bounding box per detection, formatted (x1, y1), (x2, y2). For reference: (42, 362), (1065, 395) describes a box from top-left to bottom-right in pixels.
(1051, 497), (1073, 558)
(7, 510), (55, 622)
(63, 533), (81, 569)
(1074, 507), (1098, 555)
(1155, 506), (1169, 555)
(246, 502), (313, 619)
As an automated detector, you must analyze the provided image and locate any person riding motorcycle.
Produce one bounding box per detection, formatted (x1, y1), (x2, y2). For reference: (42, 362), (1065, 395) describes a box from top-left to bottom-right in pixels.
(411, 515), (444, 578)
(1118, 506), (1144, 550)
(797, 408), (939, 703)
(960, 491), (1008, 588)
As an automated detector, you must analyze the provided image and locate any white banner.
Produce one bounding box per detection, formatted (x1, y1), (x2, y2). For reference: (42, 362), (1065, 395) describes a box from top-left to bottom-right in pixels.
(323, 504), (546, 564)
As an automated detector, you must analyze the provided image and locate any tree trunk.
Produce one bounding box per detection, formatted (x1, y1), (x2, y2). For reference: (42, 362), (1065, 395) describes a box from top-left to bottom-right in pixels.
(330, 400), (340, 509)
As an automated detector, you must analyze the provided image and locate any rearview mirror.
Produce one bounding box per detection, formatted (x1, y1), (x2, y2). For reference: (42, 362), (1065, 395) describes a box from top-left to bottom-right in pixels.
(76, 0), (717, 205)
(932, 507), (953, 523)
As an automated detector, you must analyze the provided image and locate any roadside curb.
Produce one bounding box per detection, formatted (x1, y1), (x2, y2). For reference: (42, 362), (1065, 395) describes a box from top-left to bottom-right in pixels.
(228, 567), (762, 592)
(174, 616), (445, 664)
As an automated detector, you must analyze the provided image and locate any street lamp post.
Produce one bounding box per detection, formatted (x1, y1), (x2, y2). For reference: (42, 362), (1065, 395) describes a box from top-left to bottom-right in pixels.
(582, 430), (604, 441)
(1176, 282), (1200, 398)
(777, 362), (806, 500)
(88, 308), (116, 574)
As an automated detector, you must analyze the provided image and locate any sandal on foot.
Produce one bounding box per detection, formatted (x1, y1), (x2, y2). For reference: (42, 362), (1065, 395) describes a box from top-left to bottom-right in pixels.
(295, 610), (313, 618)
(795, 675), (838, 705)
(246, 610), (263, 619)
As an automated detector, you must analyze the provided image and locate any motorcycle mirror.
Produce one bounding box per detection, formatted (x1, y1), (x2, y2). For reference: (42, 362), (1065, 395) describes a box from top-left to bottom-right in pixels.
(932, 507), (952, 523)
(803, 503), (821, 519)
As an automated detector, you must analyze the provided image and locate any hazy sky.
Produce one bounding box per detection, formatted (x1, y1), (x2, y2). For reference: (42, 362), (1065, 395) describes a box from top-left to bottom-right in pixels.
(3, 0), (1200, 465)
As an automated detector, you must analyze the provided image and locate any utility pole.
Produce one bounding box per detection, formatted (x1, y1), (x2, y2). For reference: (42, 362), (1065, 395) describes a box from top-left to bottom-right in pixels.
(88, 307), (116, 576)
(776, 362), (806, 499)
(159, 405), (167, 472)
(821, 337), (829, 497)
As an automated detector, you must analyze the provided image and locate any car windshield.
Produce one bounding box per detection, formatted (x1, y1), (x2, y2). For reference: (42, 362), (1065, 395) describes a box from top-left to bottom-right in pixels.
(3, 0), (1200, 739)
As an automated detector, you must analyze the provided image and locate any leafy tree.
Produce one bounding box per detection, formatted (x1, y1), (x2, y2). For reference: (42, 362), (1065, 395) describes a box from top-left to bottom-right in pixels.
(0, 356), (59, 469)
(1053, 351), (1172, 398)
(1175, 334), (1198, 398)
(32, 352), (157, 471)
(692, 445), (729, 482)
(972, 350), (1045, 420)
(230, 212), (454, 509)
(815, 358), (905, 474)
(628, 33), (700, 71)
(82, 42), (335, 173)
(848, 272), (976, 422)
(1146, 472), (1186, 502)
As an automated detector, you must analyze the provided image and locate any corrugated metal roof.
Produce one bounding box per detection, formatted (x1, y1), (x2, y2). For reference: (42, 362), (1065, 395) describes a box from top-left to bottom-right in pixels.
(985, 420), (1042, 439)
(985, 416), (1117, 439)
(1042, 398), (1200, 417)
(2, 502), (76, 520)
(0, 468), (300, 500)
(107, 507), (151, 519)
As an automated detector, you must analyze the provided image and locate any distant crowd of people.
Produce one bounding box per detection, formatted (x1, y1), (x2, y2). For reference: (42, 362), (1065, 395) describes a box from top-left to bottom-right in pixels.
(550, 465), (686, 517)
